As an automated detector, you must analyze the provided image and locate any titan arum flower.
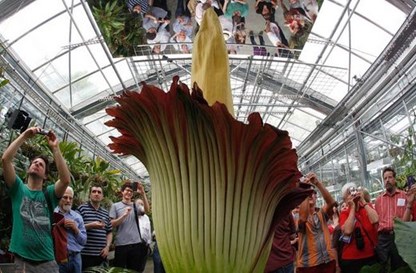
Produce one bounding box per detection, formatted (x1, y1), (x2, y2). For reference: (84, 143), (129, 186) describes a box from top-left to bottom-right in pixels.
(105, 8), (311, 273)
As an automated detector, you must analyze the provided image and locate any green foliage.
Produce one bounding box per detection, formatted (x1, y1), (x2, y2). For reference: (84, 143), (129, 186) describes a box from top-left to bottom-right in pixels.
(0, 130), (125, 250)
(90, 0), (145, 57)
(79, 157), (123, 208)
(360, 263), (381, 273)
(394, 219), (416, 272)
(360, 263), (414, 273)
(0, 66), (9, 88)
(390, 112), (416, 189)
(0, 79), (9, 88)
(396, 128), (416, 189)
(358, 220), (416, 273)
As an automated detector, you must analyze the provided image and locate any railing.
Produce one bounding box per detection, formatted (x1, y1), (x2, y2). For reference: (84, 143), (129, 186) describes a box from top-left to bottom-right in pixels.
(134, 42), (301, 59)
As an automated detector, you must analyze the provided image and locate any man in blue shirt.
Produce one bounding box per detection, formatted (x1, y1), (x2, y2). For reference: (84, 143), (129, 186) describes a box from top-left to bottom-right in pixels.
(54, 186), (87, 273)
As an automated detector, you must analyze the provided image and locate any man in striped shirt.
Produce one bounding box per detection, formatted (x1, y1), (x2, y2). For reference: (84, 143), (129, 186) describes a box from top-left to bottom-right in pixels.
(375, 167), (409, 273)
(77, 186), (113, 271)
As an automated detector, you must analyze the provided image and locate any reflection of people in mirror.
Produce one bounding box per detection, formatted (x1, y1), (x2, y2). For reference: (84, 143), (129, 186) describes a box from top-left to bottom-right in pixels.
(223, 0), (249, 26)
(147, 21), (171, 54)
(195, 0), (222, 25)
(249, 30), (268, 56)
(170, 31), (193, 53)
(264, 20), (292, 57)
(173, 15), (193, 38)
(255, 0), (277, 22)
(126, 0), (154, 15)
(288, 0), (318, 22)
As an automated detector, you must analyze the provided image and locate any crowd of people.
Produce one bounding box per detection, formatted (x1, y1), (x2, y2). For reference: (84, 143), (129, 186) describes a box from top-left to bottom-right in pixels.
(266, 169), (416, 273)
(125, 0), (318, 56)
(2, 127), (416, 273)
(1, 127), (153, 273)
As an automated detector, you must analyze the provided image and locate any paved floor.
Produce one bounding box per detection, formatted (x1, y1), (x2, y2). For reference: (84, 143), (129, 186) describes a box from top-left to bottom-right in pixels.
(143, 258), (155, 273)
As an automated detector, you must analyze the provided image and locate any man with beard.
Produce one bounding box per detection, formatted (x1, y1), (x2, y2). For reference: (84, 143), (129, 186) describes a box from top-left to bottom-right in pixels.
(375, 167), (409, 273)
(54, 186), (86, 273)
(1, 127), (71, 273)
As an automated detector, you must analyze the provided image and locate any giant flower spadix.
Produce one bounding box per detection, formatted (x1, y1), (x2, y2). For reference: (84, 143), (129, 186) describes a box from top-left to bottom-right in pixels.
(105, 8), (310, 273)
(191, 8), (234, 117)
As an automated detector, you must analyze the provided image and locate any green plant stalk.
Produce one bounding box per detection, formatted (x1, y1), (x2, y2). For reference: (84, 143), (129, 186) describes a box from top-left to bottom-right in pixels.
(105, 81), (309, 272)
(105, 7), (309, 272)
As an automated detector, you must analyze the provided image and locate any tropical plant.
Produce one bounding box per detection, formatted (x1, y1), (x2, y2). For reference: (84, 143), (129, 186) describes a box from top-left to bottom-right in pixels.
(394, 219), (416, 272)
(0, 66), (9, 88)
(390, 112), (416, 189)
(359, 219), (416, 273)
(105, 9), (310, 273)
(90, 0), (145, 57)
(79, 157), (123, 207)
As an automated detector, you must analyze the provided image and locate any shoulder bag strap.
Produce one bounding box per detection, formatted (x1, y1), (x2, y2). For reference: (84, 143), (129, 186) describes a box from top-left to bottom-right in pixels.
(44, 189), (54, 225)
(355, 214), (375, 248)
(133, 202), (143, 242)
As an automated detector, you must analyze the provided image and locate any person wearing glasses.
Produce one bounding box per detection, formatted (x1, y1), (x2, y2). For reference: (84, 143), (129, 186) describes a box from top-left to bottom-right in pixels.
(338, 183), (378, 273)
(110, 181), (150, 273)
(54, 186), (87, 273)
(77, 186), (113, 270)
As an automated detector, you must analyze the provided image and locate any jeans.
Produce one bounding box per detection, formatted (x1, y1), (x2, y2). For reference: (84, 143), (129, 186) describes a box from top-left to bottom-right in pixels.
(153, 241), (165, 273)
(59, 252), (82, 273)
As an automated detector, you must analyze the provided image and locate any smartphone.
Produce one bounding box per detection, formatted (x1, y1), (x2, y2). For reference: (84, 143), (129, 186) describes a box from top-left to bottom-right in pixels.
(131, 182), (138, 191)
(407, 175), (415, 189)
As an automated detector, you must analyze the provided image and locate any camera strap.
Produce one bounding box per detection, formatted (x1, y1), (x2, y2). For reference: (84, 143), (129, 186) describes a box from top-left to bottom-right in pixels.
(133, 202), (143, 243)
(355, 214), (375, 248)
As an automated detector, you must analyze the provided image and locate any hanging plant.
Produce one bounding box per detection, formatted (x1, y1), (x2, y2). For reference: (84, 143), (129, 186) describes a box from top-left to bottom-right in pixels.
(90, 0), (145, 57)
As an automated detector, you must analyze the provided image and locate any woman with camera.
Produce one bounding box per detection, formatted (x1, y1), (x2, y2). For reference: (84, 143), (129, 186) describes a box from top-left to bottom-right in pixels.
(338, 183), (379, 273)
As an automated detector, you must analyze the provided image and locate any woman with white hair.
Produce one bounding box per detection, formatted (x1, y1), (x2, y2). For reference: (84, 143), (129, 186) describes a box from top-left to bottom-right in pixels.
(338, 182), (379, 273)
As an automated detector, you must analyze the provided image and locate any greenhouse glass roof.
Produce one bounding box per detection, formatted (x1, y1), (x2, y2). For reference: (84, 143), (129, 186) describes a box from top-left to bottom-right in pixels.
(0, 0), (413, 179)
